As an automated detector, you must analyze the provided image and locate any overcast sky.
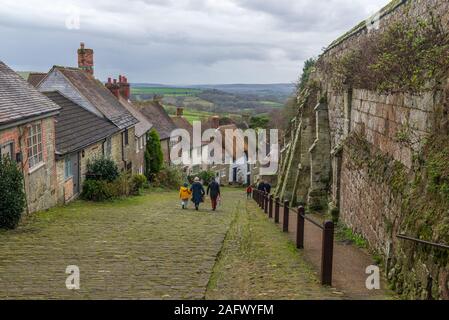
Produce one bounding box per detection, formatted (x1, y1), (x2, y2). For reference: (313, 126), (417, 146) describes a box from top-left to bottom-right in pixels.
(0, 0), (388, 84)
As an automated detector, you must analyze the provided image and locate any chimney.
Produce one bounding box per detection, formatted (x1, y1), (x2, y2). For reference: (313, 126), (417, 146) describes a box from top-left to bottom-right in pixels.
(105, 78), (120, 98)
(176, 107), (184, 117)
(211, 116), (220, 129)
(118, 75), (130, 100)
(78, 42), (94, 75)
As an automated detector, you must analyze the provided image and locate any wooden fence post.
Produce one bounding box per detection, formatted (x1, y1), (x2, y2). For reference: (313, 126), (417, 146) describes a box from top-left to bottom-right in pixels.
(296, 206), (305, 249)
(283, 200), (290, 232)
(274, 197), (280, 224)
(264, 193), (269, 214)
(269, 195), (273, 219)
(321, 221), (335, 286)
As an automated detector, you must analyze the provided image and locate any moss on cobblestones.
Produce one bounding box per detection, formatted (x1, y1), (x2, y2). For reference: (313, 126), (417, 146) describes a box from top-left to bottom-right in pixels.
(206, 200), (340, 300)
(0, 190), (236, 299)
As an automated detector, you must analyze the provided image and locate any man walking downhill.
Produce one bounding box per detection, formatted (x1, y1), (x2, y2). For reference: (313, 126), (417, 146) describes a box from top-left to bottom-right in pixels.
(207, 179), (221, 211)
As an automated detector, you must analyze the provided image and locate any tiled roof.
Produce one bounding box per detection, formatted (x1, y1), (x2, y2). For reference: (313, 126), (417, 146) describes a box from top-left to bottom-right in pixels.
(134, 100), (177, 140)
(43, 91), (120, 155)
(27, 72), (47, 88)
(118, 97), (153, 137)
(53, 66), (138, 130)
(0, 61), (60, 127)
(171, 116), (193, 136)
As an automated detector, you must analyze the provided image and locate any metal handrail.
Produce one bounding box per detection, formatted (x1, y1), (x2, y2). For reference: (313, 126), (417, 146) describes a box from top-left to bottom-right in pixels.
(290, 207), (324, 230)
(397, 234), (449, 250)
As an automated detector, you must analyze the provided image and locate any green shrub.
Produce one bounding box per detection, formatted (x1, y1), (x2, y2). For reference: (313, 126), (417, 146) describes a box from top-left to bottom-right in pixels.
(0, 157), (26, 229)
(112, 173), (131, 197)
(189, 170), (216, 185)
(145, 129), (164, 180)
(81, 179), (114, 202)
(86, 157), (119, 182)
(131, 174), (148, 195)
(153, 167), (185, 190)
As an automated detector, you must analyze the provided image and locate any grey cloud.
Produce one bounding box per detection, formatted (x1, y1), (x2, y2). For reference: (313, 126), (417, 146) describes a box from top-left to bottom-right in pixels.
(0, 0), (388, 84)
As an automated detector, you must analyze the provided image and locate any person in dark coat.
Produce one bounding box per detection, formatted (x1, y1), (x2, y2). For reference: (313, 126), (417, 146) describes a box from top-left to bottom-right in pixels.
(190, 177), (205, 210)
(207, 179), (221, 211)
(264, 182), (272, 194)
(257, 180), (265, 191)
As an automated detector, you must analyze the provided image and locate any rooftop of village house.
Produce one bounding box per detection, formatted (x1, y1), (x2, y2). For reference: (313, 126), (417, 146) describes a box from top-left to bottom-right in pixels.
(0, 61), (60, 127)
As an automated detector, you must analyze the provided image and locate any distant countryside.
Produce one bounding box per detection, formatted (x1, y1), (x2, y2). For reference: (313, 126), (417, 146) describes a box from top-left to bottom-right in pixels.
(130, 84), (294, 125)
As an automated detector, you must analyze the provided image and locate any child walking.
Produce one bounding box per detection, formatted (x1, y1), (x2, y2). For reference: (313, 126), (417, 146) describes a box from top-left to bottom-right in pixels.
(179, 183), (192, 209)
(246, 184), (253, 199)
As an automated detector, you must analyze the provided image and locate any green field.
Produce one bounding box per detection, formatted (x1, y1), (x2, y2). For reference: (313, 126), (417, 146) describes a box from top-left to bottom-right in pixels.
(259, 100), (284, 108)
(131, 87), (202, 97)
(165, 105), (213, 122)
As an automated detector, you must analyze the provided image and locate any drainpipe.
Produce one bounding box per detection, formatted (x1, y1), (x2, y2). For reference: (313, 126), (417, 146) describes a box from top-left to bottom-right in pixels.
(18, 126), (30, 215)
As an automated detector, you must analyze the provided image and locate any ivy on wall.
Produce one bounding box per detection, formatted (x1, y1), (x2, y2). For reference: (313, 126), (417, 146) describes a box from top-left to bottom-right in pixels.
(319, 11), (449, 94)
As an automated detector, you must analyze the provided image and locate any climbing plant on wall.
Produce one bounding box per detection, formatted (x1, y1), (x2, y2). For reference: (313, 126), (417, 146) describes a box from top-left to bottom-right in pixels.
(319, 11), (449, 94)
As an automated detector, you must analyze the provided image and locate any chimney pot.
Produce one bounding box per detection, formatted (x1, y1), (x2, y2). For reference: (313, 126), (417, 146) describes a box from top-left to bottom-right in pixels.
(107, 77), (112, 83)
(80, 42), (85, 49)
(113, 79), (117, 84)
(176, 107), (184, 117)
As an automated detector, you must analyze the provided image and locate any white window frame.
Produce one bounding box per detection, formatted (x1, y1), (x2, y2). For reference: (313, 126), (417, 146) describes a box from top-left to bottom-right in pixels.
(0, 141), (14, 160)
(64, 156), (73, 180)
(27, 123), (43, 169)
(103, 137), (112, 158)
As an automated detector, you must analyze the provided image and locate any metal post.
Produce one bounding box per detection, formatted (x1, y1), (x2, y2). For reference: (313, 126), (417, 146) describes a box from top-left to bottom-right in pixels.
(274, 197), (280, 224)
(321, 221), (335, 286)
(283, 200), (290, 232)
(296, 206), (305, 249)
(269, 195), (273, 219)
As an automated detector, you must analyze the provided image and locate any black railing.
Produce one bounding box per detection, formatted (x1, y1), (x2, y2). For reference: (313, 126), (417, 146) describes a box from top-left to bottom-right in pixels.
(252, 189), (335, 286)
(397, 234), (449, 250)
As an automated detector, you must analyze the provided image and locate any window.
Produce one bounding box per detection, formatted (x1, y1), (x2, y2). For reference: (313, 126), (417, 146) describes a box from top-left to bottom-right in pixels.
(0, 142), (14, 160)
(140, 137), (144, 150)
(27, 123), (43, 169)
(64, 156), (73, 179)
(123, 129), (129, 146)
(103, 138), (112, 157)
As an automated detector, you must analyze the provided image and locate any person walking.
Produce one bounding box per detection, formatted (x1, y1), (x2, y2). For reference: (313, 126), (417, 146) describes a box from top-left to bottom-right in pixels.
(190, 177), (205, 211)
(179, 183), (192, 209)
(264, 182), (272, 194)
(207, 179), (221, 211)
(246, 184), (253, 199)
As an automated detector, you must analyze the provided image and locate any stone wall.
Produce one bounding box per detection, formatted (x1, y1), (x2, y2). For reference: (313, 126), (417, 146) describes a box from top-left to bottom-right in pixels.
(22, 117), (58, 213)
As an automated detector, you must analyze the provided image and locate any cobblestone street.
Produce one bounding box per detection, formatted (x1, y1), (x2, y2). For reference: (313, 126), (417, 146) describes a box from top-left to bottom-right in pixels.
(0, 189), (337, 300)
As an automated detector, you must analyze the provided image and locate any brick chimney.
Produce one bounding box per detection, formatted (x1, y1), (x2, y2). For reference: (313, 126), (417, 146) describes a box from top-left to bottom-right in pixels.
(211, 116), (220, 129)
(176, 107), (184, 117)
(118, 75), (130, 100)
(105, 78), (120, 98)
(78, 42), (94, 75)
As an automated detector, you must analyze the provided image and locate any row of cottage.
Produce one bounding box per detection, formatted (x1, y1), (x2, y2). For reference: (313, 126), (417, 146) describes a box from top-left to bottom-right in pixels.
(0, 43), (266, 214)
